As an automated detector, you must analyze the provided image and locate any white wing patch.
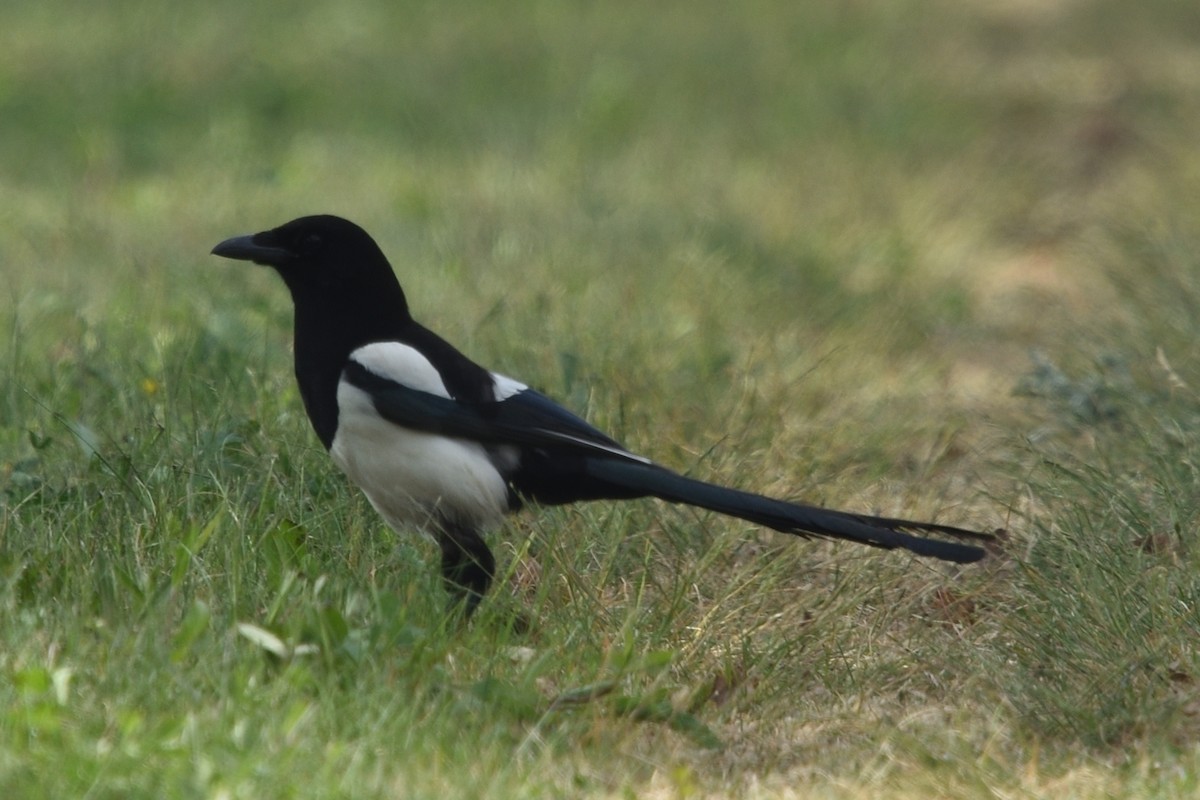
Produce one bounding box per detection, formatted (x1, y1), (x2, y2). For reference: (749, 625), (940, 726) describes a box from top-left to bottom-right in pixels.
(349, 342), (450, 398)
(490, 372), (528, 401)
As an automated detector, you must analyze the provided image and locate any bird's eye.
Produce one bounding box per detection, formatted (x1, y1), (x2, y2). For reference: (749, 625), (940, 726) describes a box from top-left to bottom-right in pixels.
(302, 233), (323, 251)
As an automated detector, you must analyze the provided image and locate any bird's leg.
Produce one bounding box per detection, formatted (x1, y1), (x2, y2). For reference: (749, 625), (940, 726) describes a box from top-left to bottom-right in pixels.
(436, 520), (495, 616)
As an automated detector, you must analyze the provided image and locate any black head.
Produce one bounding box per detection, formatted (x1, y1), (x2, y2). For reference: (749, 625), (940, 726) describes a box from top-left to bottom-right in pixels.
(212, 215), (407, 308)
(213, 212), (421, 340)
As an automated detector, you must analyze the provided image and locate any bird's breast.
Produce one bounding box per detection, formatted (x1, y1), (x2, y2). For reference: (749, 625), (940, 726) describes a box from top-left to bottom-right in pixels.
(330, 381), (511, 535)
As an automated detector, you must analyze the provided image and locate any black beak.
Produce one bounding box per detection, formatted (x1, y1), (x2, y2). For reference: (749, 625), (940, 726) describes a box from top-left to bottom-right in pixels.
(211, 233), (294, 266)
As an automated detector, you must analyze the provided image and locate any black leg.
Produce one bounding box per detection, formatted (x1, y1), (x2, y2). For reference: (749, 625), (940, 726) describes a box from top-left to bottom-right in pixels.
(437, 523), (495, 616)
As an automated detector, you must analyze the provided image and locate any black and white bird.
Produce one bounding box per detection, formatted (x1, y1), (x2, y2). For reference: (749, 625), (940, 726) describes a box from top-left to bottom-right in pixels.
(212, 215), (992, 614)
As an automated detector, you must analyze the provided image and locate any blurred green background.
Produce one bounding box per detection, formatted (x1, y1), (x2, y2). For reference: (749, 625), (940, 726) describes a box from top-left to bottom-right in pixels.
(9, 0), (1195, 465)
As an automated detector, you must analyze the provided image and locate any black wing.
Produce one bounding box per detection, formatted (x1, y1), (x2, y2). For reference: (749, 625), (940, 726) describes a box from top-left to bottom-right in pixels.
(342, 360), (649, 463)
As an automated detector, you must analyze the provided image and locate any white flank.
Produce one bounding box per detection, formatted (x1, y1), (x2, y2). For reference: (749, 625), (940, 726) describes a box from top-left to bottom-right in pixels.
(333, 348), (510, 535)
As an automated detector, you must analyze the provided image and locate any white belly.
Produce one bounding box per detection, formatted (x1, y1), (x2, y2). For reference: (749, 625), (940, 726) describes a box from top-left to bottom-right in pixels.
(330, 382), (510, 535)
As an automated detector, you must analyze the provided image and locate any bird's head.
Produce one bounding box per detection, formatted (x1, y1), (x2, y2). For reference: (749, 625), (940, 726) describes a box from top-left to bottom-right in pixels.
(212, 215), (405, 305)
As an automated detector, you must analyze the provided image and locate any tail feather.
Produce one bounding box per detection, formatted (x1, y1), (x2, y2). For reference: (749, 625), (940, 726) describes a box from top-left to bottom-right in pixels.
(584, 458), (990, 564)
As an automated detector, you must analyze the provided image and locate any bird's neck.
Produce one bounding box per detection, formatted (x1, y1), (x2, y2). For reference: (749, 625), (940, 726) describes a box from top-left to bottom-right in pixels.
(288, 283), (412, 449)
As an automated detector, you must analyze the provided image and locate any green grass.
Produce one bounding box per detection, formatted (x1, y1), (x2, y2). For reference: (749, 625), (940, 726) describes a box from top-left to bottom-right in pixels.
(4, 0), (1200, 796)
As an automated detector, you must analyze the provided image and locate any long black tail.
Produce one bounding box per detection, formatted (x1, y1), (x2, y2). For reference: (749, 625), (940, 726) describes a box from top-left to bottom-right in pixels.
(583, 458), (991, 563)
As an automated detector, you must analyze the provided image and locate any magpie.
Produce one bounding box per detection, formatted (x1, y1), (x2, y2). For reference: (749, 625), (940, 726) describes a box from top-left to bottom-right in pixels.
(212, 214), (992, 614)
